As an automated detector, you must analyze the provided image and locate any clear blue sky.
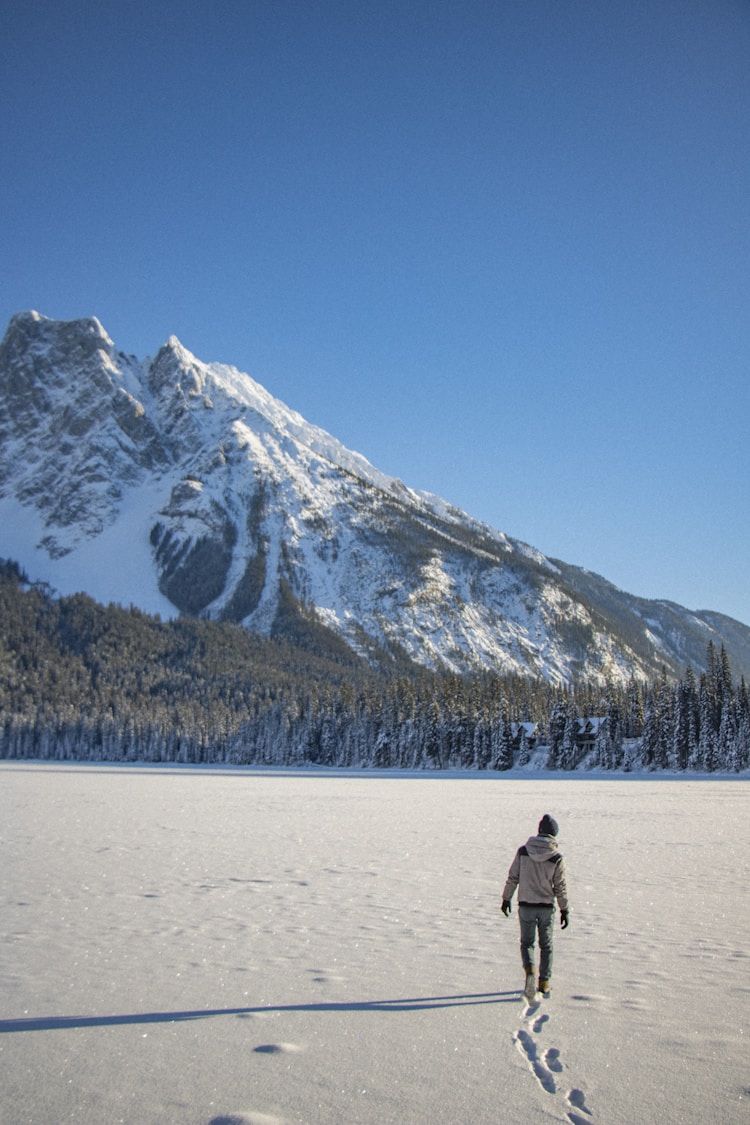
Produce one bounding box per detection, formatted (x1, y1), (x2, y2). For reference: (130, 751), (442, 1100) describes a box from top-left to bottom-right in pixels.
(2, 0), (749, 626)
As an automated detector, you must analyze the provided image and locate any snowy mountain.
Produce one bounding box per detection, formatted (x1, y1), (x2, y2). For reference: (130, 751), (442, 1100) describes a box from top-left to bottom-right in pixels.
(1, 310), (748, 685)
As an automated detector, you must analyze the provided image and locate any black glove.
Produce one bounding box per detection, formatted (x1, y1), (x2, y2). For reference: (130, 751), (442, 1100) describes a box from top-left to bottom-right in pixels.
(501, 899), (511, 917)
(560, 909), (569, 929)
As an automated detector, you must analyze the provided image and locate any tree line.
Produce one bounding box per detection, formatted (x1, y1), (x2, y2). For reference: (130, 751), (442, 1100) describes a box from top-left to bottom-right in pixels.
(1, 560), (748, 772)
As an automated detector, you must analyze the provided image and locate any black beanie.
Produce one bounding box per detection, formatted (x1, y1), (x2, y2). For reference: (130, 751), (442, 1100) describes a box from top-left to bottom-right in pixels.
(538, 814), (559, 837)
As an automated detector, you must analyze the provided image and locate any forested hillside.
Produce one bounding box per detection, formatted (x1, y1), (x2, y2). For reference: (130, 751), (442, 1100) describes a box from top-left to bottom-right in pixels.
(1, 561), (747, 772)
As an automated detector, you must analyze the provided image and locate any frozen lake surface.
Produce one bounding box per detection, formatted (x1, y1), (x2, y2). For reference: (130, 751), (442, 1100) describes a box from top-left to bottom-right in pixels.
(1, 763), (749, 1124)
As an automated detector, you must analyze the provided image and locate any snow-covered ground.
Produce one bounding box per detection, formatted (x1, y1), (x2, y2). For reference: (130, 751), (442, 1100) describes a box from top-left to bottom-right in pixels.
(1, 764), (748, 1125)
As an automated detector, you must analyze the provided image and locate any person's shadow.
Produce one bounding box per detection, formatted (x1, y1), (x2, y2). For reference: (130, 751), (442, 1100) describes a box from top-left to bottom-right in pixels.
(0, 990), (519, 1033)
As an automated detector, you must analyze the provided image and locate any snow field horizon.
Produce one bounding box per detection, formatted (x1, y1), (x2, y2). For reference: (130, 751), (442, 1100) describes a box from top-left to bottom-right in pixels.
(2, 764), (748, 1124)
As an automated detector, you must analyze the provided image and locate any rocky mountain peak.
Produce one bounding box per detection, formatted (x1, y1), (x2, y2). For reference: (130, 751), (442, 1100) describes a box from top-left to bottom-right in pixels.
(1, 311), (748, 685)
(147, 336), (208, 401)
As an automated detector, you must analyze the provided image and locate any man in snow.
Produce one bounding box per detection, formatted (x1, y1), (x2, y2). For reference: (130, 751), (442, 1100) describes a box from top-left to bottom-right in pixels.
(501, 814), (569, 999)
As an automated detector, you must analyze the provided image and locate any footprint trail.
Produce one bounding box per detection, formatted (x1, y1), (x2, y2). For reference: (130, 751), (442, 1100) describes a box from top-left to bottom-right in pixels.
(512, 995), (597, 1123)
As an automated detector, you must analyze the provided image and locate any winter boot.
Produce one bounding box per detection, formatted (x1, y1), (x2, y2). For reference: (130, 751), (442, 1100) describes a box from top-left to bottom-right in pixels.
(538, 978), (550, 996)
(523, 967), (537, 1001)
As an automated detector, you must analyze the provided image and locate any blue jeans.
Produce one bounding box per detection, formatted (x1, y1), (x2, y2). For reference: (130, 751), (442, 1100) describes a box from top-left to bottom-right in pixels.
(519, 905), (555, 979)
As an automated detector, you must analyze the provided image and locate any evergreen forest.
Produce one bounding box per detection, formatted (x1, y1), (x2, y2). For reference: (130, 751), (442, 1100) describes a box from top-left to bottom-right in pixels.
(1, 560), (748, 772)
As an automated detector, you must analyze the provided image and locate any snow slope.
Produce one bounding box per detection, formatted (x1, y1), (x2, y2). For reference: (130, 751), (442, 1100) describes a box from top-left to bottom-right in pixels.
(1, 764), (748, 1125)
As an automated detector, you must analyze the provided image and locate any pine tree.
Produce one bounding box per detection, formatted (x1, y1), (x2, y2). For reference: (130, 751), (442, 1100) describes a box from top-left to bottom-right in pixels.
(516, 727), (531, 768)
(718, 704), (737, 772)
(655, 668), (674, 769)
(624, 675), (645, 738)
(640, 694), (660, 770)
(472, 714), (492, 771)
(491, 700), (514, 771)
(546, 699), (568, 770)
(673, 667), (698, 771)
(560, 708), (580, 771)
(423, 698), (443, 769)
(717, 645), (734, 713)
(733, 682), (750, 772)
(604, 691), (624, 769)
(593, 716), (610, 770)
(695, 680), (716, 771)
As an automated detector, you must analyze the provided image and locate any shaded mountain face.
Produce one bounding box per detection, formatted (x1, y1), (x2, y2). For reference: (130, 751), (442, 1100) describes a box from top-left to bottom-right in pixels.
(1, 311), (748, 685)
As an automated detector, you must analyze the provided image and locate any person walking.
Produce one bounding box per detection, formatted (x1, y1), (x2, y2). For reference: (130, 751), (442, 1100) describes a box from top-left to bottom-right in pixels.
(501, 814), (569, 1000)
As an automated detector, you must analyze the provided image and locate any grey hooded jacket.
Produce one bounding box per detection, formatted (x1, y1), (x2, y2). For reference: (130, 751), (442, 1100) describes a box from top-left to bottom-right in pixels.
(503, 834), (569, 909)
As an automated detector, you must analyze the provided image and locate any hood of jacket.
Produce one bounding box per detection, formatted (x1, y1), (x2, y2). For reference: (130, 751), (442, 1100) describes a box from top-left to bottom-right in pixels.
(524, 834), (560, 861)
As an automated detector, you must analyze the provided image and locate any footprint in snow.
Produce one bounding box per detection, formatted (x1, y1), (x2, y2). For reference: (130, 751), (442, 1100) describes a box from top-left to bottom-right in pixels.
(513, 1024), (558, 1095)
(545, 1047), (562, 1073)
(566, 1087), (594, 1122)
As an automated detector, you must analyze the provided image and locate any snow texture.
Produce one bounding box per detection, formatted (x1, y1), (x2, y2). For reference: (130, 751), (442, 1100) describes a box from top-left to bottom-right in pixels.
(2, 764), (749, 1124)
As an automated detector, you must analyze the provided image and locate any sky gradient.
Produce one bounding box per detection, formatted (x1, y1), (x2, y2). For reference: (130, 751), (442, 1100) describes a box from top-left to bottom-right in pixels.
(2, 0), (749, 626)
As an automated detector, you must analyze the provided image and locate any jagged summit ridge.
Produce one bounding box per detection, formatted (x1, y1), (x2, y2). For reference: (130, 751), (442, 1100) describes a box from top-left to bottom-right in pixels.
(1, 311), (748, 685)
